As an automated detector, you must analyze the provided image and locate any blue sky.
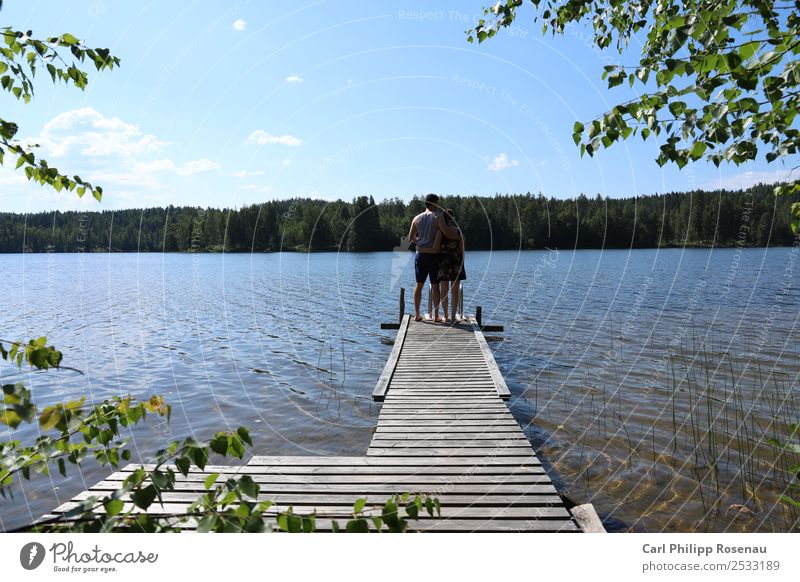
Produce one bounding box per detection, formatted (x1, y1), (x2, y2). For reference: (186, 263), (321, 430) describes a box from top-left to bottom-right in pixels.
(0, 0), (791, 212)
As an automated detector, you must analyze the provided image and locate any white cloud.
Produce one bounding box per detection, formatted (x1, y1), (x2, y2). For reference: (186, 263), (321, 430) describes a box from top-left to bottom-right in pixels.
(488, 152), (519, 171)
(282, 158), (291, 167)
(30, 107), (168, 158)
(286, 75), (303, 83)
(0, 167), (28, 186)
(87, 158), (218, 194)
(87, 170), (165, 190)
(232, 19), (247, 31)
(246, 130), (302, 147)
(232, 170), (265, 178)
(702, 170), (792, 191)
(176, 158), (220, 176)
(3, 110), (224, 211)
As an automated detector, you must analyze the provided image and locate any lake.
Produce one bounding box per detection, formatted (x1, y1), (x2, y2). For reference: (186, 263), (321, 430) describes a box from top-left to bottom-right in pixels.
(1, 248), (798, 532)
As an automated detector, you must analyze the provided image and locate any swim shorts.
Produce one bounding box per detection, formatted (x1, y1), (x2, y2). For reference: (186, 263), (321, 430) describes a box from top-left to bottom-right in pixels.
(414, 252), (440, 284)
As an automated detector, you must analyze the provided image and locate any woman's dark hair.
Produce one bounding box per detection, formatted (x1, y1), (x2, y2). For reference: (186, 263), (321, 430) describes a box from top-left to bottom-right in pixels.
(444, 208), (455, 225)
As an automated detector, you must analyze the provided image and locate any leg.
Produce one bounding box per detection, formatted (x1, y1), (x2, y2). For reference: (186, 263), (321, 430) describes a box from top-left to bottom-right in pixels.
(413, 282), (424, 321)
(432, 282), (441, 322)
(439, 281), (449, 321)
(413, 253), (425, 321)
(450, 281), (459, 321)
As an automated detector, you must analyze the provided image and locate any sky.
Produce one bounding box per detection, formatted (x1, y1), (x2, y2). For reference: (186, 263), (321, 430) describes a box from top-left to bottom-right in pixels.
(0, 0), (793, 213)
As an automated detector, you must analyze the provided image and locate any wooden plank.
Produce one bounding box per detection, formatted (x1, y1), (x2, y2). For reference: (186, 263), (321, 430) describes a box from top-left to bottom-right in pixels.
(86, 480), (558, 495)
(372, 432), (529, 441)
(571, 504), (606, 533)
(398, 519), (579, 533)
(381, 401), (508, 407)
(60, 491), (567, 508)
(375, 426), (523, 434)
(97, 473), (551, 486)
(387, 391), (502, 395)
(369, 441), (532, 449)
(480, 325), (504, 332)
(382, 399), (506, 405)
(472, 321), (511, 400)
(377, 414), (516, 420)
(383, 397), (505, 402)
(379, 411), (512, 417)
(247, 455), (541, 466)
(373, 314), (410, 401)
(367, 448), (537, 457)
(381, 402), (511, 407)
(380, 419), (519, 430)
(41, 506), (578, 533)
(379, 407), (511, 413)
(383, 397), (506, 402)
(389, 375), (495, 380)
(116, 463), (546, 476)
(61, 497), (570, 521)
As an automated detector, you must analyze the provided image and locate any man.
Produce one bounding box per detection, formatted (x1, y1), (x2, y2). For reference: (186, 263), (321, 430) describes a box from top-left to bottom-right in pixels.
(407, 193), (459, 322)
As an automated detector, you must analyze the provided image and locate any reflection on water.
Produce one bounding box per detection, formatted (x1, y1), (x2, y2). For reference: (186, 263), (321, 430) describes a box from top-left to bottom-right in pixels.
(0, 248), (798, 532)
(490, 247), (800, 532)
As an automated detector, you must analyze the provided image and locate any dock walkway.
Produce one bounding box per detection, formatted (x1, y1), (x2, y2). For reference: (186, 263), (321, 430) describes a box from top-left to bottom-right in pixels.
(39, 315), (601, 532)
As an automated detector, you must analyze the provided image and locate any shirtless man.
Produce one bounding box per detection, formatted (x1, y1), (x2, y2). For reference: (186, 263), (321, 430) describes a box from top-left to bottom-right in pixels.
(407, 193), (459, 322)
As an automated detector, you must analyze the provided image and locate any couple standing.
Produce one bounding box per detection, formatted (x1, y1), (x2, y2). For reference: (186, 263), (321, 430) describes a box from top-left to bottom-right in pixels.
(408, 193), (467, 323)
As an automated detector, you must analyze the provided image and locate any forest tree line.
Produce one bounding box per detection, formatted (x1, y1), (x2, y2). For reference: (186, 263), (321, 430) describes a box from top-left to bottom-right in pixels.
(1, 184), (798, 253)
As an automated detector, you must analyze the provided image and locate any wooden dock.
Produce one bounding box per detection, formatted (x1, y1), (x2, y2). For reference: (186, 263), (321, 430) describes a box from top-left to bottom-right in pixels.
(38, 314), (602, 532)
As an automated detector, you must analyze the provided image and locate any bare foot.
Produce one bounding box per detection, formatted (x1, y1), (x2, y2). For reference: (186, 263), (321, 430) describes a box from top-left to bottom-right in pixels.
(434, 316), (444, 323)
(414, 315), (423, 322)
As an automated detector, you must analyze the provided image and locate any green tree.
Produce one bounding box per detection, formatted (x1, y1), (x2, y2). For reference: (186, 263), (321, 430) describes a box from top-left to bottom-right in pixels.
(0, 25), (118, 200)
(469, 0), (800, 230)
(347, 195), (382, 251)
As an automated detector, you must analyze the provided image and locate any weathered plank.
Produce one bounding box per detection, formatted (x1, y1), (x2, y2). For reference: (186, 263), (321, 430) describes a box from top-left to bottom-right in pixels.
(372, 314), (410, 401)
(64, 491), (565, 507)
(367, 448), (537, 457)
(248, 455), (541, 466)
(471, 321), (511, 400)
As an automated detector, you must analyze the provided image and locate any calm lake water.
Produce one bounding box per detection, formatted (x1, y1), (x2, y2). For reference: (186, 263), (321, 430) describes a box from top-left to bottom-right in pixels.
(1, 248), (799, 532)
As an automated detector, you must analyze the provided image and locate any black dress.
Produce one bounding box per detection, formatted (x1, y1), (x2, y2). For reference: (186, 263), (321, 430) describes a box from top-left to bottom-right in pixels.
(438, 231), (466, 282)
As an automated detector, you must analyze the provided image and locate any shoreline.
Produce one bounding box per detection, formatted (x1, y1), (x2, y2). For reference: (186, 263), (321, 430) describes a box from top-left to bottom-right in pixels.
(2, 244), (797, 254)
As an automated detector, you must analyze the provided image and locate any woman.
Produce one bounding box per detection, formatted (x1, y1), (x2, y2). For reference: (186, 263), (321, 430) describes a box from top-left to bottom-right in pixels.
(436, 209), (466, 322)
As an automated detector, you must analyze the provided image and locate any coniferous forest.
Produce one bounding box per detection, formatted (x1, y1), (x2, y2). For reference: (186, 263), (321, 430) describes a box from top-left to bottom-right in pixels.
(1, 184), (797, 253)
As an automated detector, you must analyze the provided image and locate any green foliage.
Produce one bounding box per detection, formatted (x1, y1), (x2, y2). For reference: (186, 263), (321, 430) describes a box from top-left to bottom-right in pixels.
(767, 423), (800, 510)
(1, 379), (172, 499)
(0, 25), (119, 201)
(468, 1), (799, 194)
(1, 185), (797, 252)
(329, 493), (440, 533)
(0, 336), (62, 371)
(347, 195), (383, 251)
